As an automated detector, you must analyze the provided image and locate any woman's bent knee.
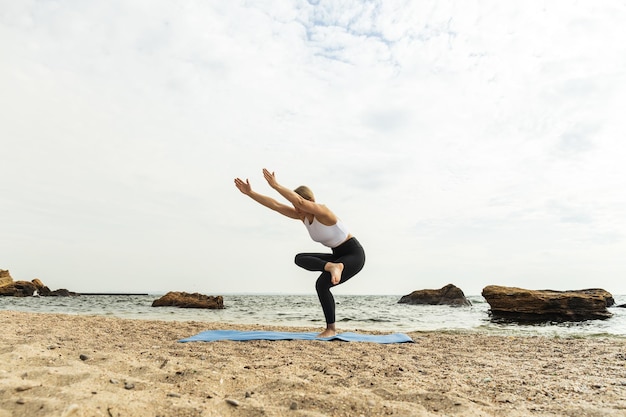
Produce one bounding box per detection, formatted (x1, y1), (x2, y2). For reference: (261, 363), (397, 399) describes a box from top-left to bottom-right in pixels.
(316, 274), (332, 292)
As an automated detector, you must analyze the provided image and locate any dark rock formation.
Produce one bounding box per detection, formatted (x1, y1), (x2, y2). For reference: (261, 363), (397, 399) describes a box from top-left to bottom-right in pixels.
(481, 285), (613, 322)
(569, 288), (614, 307)
(152, 292), (224, 309)
(398, 284), (471, 306)
(0, 280), (37, 297)
(47, 288), (79, 297)
(0, 270), (78, 296)
(32, 278), (53, 295)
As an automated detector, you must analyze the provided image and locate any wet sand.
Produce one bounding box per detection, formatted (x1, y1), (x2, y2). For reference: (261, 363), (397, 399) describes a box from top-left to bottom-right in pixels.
(1, 310), (625, 417)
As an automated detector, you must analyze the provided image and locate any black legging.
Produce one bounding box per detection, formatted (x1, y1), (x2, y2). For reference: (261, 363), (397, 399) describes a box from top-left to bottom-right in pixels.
(294, 237), (365, 324)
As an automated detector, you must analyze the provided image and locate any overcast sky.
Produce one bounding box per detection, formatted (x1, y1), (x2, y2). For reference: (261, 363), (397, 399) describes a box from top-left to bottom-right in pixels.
(2, 1), (625, 296)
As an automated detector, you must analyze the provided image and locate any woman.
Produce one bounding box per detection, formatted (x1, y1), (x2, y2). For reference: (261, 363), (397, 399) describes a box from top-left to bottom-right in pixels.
(234, 168), (365, 337)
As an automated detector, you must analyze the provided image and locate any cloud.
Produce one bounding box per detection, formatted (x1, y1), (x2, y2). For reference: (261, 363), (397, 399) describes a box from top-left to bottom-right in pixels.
(546, 200), (594, 225)
(555, 124), (597, 157)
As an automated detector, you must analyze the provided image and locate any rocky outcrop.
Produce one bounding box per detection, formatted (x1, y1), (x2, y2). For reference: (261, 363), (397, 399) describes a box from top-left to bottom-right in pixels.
(48, 288), (79, 296)
(152, 292), (224, 309)
(32, 278), (49, 291)
(0, 269), (12, 287)
(398, 284), (471, 306)
(0, 280), (38, 297)
(481, 285), (613, 322)
(0, 270), (77, 297)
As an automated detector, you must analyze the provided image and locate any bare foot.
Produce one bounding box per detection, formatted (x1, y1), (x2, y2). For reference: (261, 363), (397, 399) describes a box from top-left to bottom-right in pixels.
(317, 323), (336, 338)
(317, 328), (337, 338)
(325, 262), (344, 285)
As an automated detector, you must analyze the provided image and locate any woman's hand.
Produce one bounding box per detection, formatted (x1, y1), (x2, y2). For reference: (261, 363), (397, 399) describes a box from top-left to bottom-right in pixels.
(234, 177), (252, 195)
(263, 168), (279, 189)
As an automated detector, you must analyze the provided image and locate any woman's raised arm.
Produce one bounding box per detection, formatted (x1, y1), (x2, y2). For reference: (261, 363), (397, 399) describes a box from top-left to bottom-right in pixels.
(262, 169), (337, 225)
(234, 177), (300, 219)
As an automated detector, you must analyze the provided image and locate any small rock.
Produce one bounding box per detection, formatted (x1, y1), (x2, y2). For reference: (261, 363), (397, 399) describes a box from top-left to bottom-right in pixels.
(245, 391), (252, 398)
(225, 398), (239, 407)
(16, 399), (25, 405)
(496, 394), (515, 403)
(110, 379), (119, 384)
(124, 382), (135, 390)
(79, 354), (89, 361)
(15, 386), (33, 392)
(167, 392), (181, 398)
(290, 402), (298, 410)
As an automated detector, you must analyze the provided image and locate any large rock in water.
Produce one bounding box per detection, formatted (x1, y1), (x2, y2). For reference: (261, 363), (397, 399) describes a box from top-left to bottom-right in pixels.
(398, 284), (471, 306)
(0, 280), (38, 297)
(152, 292), (224, 309)
(481, 285), (613, 322)
(0, 270), (78, 296)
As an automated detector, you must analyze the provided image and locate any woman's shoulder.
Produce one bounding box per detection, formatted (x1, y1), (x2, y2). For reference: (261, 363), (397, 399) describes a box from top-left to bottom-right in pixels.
(312, 212), (339, 226)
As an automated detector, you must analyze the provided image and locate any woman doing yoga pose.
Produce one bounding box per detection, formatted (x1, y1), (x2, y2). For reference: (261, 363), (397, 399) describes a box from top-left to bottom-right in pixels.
(234, 168), (365, 337)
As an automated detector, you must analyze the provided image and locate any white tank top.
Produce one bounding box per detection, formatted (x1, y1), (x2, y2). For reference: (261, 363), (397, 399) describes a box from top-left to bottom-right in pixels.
(303, 217), (350, 248)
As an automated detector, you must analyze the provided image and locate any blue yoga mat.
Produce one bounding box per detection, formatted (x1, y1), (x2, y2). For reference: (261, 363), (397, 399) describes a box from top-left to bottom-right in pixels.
(179, 330), (413, 344)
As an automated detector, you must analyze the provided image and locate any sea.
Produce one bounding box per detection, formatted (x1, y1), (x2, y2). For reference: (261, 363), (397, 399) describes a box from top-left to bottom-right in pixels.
(2, 294), (625, 337)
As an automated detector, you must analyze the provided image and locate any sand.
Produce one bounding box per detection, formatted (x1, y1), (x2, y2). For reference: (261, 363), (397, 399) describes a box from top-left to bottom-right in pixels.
(1, 311), (625, 417)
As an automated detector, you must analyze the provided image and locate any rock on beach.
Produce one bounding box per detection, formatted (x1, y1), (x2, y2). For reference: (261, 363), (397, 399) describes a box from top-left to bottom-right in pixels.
(0, 269), (77, 297)
(151, 291), (224, 309)
(398, 284), (471, 306)
(482, 285), (613, 322)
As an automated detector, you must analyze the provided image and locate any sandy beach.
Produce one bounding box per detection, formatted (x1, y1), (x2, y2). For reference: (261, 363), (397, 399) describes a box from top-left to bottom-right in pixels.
(1, 311), (625, 417)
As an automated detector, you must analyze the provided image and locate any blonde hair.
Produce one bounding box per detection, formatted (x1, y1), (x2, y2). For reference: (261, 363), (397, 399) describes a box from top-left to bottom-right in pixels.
(294, 185), (314, 201)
